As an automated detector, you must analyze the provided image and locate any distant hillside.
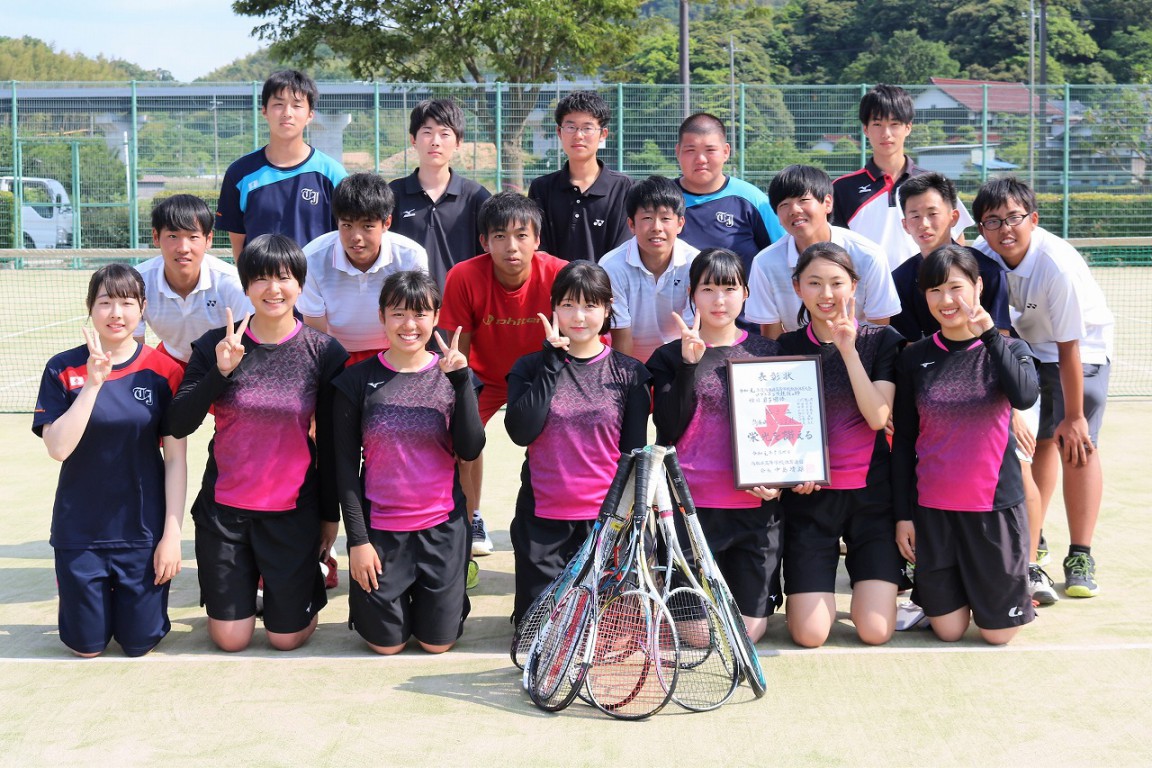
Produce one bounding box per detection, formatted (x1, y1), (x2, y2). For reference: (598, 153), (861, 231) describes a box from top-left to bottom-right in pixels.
(0, 35), (172, 80)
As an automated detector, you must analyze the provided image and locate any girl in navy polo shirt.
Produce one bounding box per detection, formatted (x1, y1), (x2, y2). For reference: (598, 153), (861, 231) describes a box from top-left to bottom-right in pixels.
(34, 263), (187, 657)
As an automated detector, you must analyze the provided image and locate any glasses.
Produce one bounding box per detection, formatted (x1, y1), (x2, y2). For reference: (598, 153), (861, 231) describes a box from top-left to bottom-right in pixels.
(560, 123), (603, 136)
(980, 213), (1031, 231)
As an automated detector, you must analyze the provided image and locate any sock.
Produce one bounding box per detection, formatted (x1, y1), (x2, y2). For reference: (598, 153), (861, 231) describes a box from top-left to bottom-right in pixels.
(1068, 544), (1092, 557)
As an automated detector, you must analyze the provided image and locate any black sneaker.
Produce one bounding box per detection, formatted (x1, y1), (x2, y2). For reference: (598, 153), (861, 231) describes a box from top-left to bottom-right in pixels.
(1063, 552), (1099, 598)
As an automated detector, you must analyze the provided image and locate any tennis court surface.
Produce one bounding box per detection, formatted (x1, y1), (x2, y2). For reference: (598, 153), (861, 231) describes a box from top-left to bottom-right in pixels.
(1, 404), (1150, 766)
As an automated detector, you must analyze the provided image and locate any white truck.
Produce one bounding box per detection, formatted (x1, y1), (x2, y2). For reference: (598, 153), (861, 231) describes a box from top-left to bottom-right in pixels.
(0, 176), (74, 248)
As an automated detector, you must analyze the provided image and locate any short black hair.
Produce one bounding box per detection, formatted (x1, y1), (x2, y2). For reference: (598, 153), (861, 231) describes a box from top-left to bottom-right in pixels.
(550, 261), (615, 335)
(768, 164), (833, 212)
(919, 244), (981, 293)
(898, 172), (958, 212)
(972, 176), (1038, 225)
(791, 242), (859, 327)
(378, 269), (441, 315)
(478, 191), (542, 238)
(689, 247), (747, 296)
(408, 99), (466, 141)
(261, 70), (319, 111)
(678, 112), (726, 141)
(626, 175), (685, 219)
(151, 194), (213, 235)
(333, 173), (395, 222)
(86, 263), (145, 313)
(859, 84), (915, 125)
(237, 233), (307, 291)
(554, 91), (611, 128)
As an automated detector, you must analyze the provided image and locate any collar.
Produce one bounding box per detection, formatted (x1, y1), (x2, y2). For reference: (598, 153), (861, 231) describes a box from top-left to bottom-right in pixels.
(864, 156), (916, 184)
(785, 226), (847, 267)
(158, 255), (216, 299)
(563, 160), (611, 196)
(400, 168), (462, 198)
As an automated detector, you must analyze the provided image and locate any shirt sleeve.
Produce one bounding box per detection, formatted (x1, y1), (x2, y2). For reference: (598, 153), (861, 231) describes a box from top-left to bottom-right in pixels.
(331, 374), (370, 547)
(447, 367), (486, 461)
(504, 347), (564, 446)
(986, 332), (1040, 411)
(31, 356), (72, 435)
(757, 196), (787, 243)
(618, 362), (653, 453)
(870, 327), (904, 383)
(164, 329), (232, 439)
(215, 164), (244, 234)
(890, 349), (920, 522)
(856, 242), (902, 321)
(647, 343), (699, 445)
(314, 338), (351, 523)
(439, 264), (476, 334)
(744, 252), (781, 325)
(605, 262), (633, 329)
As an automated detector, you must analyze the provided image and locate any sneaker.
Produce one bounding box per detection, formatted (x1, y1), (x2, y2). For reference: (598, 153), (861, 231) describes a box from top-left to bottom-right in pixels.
(321, 554), (339, 590)
(466, 559), (480, 591)
(1028, 564), (1059, 606)
(895, 599), (930, 631)
(471, 511), (494, 556)
(1063, 552), (1099, 597)
(1036, 532), (1051, 567)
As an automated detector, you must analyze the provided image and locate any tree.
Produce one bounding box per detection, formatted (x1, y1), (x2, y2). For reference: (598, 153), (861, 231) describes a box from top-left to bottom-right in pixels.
(0, 36), (169, 81)
(841, 30), (961, 84)
(197, 46), (355, 82)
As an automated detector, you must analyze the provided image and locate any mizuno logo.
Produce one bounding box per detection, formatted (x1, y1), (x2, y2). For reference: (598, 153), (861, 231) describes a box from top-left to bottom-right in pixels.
(920, 361), (935, 368)
(858, 185), (872, 194)
(402, 209), (416, 218)
(367, 382), (385, 389)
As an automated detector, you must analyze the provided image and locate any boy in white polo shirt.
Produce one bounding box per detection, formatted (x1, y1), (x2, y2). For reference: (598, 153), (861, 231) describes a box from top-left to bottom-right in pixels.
(300, 173), (429, 364)
(135, 194), (252, 369)
(600, 175), (698, 363)
(972, 176), (1114, 598)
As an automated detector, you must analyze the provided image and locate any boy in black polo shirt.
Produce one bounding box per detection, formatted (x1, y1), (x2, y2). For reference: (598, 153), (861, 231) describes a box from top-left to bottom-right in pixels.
(528, 91), (632, 262)
(390, 99), (491, 289)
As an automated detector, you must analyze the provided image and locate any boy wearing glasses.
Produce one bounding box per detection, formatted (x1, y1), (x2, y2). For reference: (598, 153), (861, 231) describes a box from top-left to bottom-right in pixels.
(972, 177), (1114, 599)
(529, 91), (633, 262)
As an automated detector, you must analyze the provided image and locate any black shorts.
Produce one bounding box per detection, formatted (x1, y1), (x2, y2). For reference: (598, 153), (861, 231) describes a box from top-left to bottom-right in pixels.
(912, 504), (1035, 631)
(685, 503), (783, 619)
(191, 492), (327, 634)
(509, 512), (596, 624)
(54, 547), (170, 656)
(348, 513), (471, 647)
(782, 486), (903, 595)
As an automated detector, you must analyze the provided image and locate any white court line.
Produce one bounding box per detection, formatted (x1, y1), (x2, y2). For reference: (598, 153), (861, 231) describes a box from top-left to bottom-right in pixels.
(0, 315), (88, 340)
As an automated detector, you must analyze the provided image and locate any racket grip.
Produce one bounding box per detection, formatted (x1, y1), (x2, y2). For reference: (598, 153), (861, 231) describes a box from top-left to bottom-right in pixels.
(632, 448), (654, 515)
(662, 447), (699, 516)
(598, 451), (637, 517)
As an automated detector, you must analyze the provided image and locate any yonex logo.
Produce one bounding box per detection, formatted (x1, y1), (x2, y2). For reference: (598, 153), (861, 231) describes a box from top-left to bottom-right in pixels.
(715, 212), (735, 228)
(301, 188), (320, 205)
(133, 387), (154, 406)
(402, 209), (416, 218)
(206, 299), (217, 308)
(1026, 303), (1038, 309)
(593, 219), (605, 227)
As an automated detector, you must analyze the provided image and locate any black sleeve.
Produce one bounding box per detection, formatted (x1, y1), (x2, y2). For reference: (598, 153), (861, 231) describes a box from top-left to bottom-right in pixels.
(618, 362), (653, 453)
(983, 330), (1040, 411)
(165, 328), (230, 439)
(890, 348), (920, 523)
(447, 367), (486, 461)
(647, 343), (699, 445)
(504, 345), (565, 446)
(314, 339), (350, 523)
(331, 383), (370, 547)
(870, 326), (905, 383)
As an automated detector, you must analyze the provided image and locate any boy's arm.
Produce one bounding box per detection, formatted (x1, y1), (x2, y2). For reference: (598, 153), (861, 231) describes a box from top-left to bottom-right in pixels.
(760, 323), (784, 340)
(302, 315), (329, 334)
(228, 233), (245, 261)
(610, 328), (634, 357)
(1054, 339), (1093, 466)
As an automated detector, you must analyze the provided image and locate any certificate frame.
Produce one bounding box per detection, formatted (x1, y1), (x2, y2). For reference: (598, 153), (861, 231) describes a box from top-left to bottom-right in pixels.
(725, 355), (830, 489)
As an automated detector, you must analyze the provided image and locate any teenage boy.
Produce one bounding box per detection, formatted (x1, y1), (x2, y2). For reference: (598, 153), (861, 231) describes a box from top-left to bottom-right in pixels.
(217, 70), (348, 258)
(599, 175), (698, 363)
(390, 99), (491, 288)
(972, 177), (1114, 598)
(440, 193), (566, 560)
(528, 91), (632, 262)
(135, 194), (252, 368)
(745, 164), (901, 338)
(833, 84), (973, 270)
(299, 173), (429, 365)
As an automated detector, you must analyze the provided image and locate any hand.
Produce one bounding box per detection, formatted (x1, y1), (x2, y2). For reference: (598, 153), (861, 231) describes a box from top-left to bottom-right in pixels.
(1054, 415), (1094, 467)
(672, 311), (706, 364)
(956, 294), (994, 337)
(81, 327), (112, 388)
(537, 312), (570, 352)
(435, 326), (468, 373)
(828, 296), (857, 356)
(896, 520), (916, 564)
(153, 531), (183, 585)
(215, 307), (250, 376)
(1012, 409), (1036, 459)
(319, 520), (339, 558)
(349, 542), (382, 592)
(790, 481), (821, 495)
(745, 485), (781, 502)
(884, 414), (895, 438)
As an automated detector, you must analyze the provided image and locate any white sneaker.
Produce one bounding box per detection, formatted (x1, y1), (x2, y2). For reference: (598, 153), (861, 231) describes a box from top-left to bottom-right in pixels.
(895, 599), (930, 631)
(471, 511), (494, 556)
(1029, 564), (1059, 606)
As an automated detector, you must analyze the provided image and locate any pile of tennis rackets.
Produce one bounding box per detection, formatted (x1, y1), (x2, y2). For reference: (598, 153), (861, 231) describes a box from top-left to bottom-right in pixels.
(513, 445), (768, 720)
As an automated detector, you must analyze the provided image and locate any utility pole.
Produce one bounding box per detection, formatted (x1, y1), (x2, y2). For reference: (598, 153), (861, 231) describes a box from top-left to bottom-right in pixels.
(680, 0), (690, 119)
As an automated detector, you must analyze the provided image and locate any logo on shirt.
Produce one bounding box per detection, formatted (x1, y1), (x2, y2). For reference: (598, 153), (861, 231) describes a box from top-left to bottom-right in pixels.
(206, 299), (217, 308)
(858, 185), (873, 194)
(402, 209), (416, 218)
(133, 387), (154, 406)
(300, 188), (320, 205)
(482, 314), (540, 327)
(593, 219), (605, 227)
(1026, 302), (1038, 310)
(920, 361), (935, 368)
(715, 211), (735, 228)
(67, 374), (85, 390)
(367, 381), (385, 390)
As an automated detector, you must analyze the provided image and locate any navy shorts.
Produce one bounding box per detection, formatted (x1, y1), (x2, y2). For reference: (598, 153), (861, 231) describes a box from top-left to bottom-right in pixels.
(54, 547), (170, 656)
(1037, 361), (1109, 444)
(510, 512), (596, 624)
(191, 492), (327, 634)
(348, 513), (471, 648)
(685, 503), (783, 619)
(912, 503), (1034, 631)
(782, 486), (904, 595)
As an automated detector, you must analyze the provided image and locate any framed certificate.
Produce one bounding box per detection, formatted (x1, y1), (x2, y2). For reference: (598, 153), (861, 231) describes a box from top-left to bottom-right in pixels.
(726, 356), (830, 489)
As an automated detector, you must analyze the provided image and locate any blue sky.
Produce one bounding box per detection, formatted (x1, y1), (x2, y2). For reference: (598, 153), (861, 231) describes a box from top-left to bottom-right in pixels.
(4, 0), (265, 81)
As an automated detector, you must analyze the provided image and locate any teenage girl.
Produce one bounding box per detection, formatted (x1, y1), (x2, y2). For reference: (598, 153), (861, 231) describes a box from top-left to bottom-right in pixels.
(332, 270), (485, 654)
(34, 263), (187, 657)
(647, 247), (783, 642)
(505, 261), (652, 624)
(167, 234), (349, 653)
(775, 242), (905, 648)
(892, 244), (1039, 644)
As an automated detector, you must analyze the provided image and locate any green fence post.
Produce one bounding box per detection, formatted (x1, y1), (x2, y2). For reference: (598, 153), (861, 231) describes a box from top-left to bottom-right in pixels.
(616, 82), (624, 171)
(859, 83), (868, 168)
(495, 83), (503, 191)
(981, 84), (989, 183)
(129, 80), (139, 249)
(252, 81), (260, 153)
(738, 83), (746, 180)
(373, 82), (381, 172)
(71, 140), (81, 249)
(1062, 83), (1071, 239)
(10, 81), (19, 250)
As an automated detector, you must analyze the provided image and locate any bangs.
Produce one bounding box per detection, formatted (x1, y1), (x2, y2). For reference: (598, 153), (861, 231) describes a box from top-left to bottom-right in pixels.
(86, 263), (145, 311)
(378, 271), (441, 314)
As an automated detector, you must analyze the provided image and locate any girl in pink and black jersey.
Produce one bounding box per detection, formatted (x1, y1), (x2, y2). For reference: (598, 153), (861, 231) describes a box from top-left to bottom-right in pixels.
(647, 248), (783, 643)
(168, 234), (348, 653)
(892, 245), (1039, 644)
(775, 242), (905, 648)
(332, 271), (485, 654)
(505, 261), (651, 624)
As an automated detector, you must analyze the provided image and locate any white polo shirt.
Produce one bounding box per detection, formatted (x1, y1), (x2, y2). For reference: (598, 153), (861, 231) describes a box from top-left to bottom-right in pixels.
(600, 236), (698, 364)
(745, 225), (902, 332)
(974, 226), (1113, 364)
(134, 253), (252, 362)
(298, 230), (429, 352)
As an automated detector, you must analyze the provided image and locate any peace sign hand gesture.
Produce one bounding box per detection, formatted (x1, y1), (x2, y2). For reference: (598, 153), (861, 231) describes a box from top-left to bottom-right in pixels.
(828, 296), (857, 356)
(81, 327), (112, 388)
(537, 312), (571, 353)
(956, 294), (994, 337)
(672, 311), (706, 364)
(435, 326), (468, 373)
(216, 307), (250, 377)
